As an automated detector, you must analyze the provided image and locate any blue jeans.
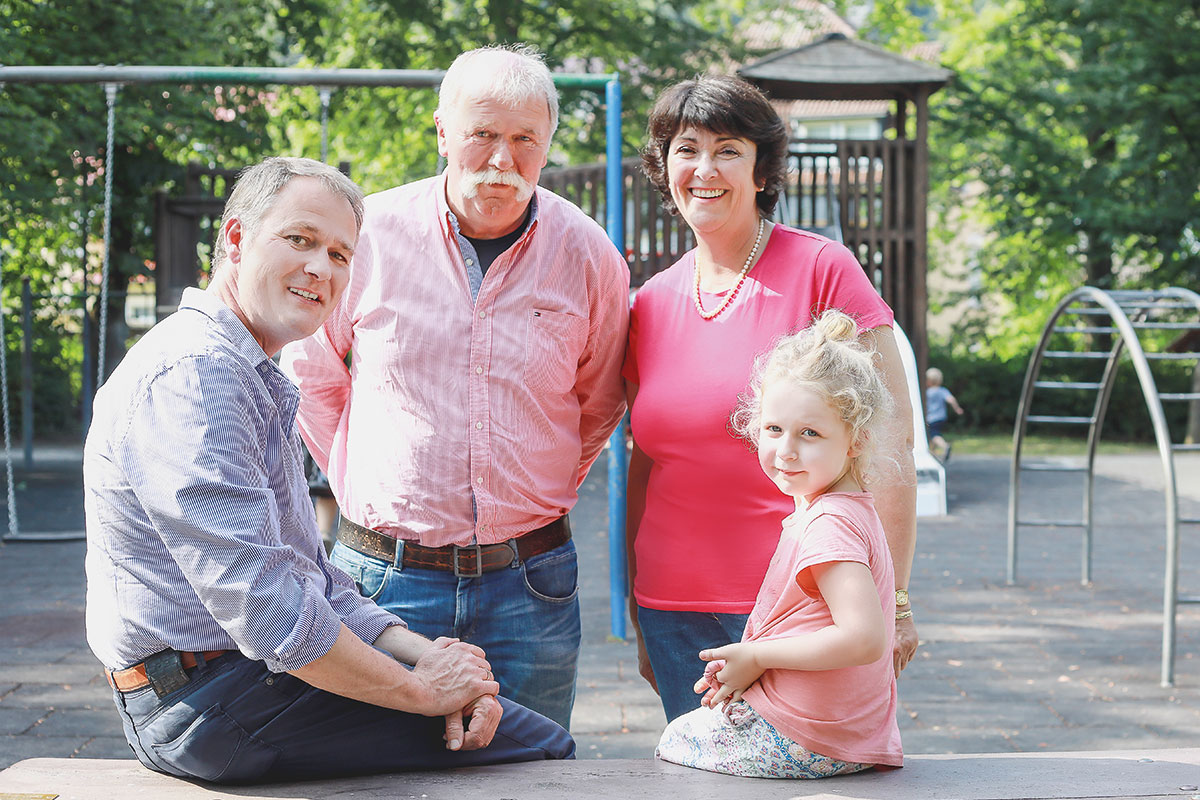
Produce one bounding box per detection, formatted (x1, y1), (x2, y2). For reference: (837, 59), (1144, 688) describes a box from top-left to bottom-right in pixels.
(636, 606), (750, 723)
(331, 538), (581, 729)
(111, 652), (574, 784)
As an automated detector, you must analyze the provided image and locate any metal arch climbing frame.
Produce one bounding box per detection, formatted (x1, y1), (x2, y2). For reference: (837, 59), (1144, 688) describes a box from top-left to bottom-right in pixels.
(1007, 287), (1200, 686)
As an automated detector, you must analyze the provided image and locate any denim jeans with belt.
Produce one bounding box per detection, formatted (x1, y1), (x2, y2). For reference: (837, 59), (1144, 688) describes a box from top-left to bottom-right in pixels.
(331, 538), (582, 730)
(636, 606), (751, 723)
(111, 651), (574, 784)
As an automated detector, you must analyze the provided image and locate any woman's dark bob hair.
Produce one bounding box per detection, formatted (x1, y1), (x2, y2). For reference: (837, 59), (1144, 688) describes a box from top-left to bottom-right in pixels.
(642, 75), (788, 217)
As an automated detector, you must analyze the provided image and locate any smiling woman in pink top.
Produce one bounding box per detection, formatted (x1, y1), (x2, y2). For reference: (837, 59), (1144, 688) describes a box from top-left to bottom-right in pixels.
(623, 76), (919, 724)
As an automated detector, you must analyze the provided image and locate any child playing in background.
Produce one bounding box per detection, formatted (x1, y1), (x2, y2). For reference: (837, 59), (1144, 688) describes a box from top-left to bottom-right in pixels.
(655, 310), (903, 779)
(925, 367), (964, 463)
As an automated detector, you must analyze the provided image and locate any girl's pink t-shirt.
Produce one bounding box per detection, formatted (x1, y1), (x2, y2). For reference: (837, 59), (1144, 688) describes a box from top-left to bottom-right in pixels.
(741, 492), (903, 767)
(624, 226), (893, 612)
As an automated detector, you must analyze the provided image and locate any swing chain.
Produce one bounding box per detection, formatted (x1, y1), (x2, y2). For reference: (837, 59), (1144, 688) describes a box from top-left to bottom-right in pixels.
(318, 86), (333, 163)
(96, 82), (120, 388)
(0, 246), (19, 538)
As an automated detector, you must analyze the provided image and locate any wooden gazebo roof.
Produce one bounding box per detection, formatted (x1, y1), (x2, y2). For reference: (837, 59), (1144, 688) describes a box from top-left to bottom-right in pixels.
(737, 33), (952, 101)
(737, 32), (954, 378)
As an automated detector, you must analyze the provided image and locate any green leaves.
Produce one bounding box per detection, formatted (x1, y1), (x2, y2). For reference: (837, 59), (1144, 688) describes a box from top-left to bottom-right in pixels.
(2, 0), (752, 433)
(930, 0), (1200, 356)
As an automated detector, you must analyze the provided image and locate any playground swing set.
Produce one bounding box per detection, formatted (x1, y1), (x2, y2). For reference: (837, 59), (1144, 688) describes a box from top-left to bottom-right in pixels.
(0, 64), (630, 638)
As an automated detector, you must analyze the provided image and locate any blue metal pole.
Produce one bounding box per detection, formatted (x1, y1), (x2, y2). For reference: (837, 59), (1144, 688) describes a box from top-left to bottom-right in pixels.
(604, 78), (628, 640)
(606, 417), (628, 641)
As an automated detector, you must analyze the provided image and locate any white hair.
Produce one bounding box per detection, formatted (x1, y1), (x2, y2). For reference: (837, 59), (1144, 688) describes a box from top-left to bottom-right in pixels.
(437, 44), (559, 135)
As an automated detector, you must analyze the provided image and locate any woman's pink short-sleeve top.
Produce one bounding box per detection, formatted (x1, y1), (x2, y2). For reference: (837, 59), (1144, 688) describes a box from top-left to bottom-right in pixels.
(623, 225), (893, 612)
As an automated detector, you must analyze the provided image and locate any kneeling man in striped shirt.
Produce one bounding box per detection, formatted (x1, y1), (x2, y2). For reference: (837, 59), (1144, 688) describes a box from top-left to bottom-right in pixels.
(84, 156), (573, 784)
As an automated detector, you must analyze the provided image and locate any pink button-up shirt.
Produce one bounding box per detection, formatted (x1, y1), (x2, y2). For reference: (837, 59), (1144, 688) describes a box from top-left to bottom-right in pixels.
(280, 175), (629, 547)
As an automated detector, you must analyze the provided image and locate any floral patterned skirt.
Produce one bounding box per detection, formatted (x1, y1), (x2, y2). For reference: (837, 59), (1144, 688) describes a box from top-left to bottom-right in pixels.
(656, 700), (871, 779)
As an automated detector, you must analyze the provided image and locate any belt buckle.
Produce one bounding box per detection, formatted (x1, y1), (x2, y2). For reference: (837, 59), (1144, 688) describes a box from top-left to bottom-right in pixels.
(453, 544), (484, 578)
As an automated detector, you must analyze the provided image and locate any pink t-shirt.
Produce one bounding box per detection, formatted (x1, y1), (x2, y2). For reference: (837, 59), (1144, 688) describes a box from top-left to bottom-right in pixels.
(741, 492), (902, 767)
(623, 225), (893, 612)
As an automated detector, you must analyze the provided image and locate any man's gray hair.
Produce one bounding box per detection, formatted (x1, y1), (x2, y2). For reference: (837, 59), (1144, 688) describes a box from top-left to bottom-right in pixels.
(211, 157), (365, 271)
(437, 44), (559, 135)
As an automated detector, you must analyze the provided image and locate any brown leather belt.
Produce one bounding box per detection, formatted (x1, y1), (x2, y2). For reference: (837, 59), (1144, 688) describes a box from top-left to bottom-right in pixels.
(106, 650), (229, 693)
(337, 516), (570, 578)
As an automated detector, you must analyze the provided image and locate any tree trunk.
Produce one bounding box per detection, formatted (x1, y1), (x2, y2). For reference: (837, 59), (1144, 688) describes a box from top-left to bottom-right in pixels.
(486, 0), (522, 42)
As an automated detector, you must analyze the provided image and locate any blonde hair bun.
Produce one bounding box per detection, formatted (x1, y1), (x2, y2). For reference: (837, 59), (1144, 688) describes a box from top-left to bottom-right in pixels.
(812, 308), (859, 344)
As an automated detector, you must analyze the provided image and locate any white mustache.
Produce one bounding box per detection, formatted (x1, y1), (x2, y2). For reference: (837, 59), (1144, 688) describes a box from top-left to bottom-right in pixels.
(460, 168), (534, 199)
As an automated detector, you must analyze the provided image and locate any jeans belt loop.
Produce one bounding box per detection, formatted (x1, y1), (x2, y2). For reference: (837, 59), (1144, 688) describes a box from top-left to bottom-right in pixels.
(453, 543), (484, 579)
(505, 538), (520, 568)
(393, 539), (405, 572)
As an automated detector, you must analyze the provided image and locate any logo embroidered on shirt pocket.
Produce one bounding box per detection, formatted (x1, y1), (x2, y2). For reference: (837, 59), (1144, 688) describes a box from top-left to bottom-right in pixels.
(523, 309), (587, 394)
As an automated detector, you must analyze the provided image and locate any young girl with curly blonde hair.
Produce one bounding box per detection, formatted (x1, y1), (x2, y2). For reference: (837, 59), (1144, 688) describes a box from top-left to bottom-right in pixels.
(655, 309), (903, 778)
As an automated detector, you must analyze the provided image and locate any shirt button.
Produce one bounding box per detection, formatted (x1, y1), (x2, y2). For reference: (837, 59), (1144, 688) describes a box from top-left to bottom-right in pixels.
(479, 310), (486, 319)
(475, 366), (483, 375)
(466, 258), (475, 266)
(476, 476), (484, 486)
(475, 421), (483, 430)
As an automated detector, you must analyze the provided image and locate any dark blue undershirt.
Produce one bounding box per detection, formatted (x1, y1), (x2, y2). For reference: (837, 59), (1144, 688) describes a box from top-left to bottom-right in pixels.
(451, 200), (535, 303)
(465, 221), (526, 278)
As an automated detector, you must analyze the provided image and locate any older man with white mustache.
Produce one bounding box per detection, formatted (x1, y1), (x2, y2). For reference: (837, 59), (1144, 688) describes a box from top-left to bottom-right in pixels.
(282, 44), (630, 731)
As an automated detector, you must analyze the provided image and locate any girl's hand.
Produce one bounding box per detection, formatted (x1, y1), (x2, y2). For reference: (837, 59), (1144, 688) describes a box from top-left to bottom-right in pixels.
(693, 658), (725, 705)
(698, 643), (764, 708)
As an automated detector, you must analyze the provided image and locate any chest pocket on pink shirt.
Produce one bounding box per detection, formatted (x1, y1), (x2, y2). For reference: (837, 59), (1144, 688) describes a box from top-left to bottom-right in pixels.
(523, 308), (588, 394)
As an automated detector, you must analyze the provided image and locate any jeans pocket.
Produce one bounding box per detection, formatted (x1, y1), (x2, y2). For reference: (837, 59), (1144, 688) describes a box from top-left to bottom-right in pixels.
(331, 544), (391, 601)
(151, 704), (281, 783)
(357, 560), (392, 601)
(522, 546), (580, 604)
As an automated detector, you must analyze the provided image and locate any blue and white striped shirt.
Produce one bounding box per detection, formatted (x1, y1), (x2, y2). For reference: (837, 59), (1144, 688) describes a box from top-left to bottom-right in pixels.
(84, 288), (402, 672)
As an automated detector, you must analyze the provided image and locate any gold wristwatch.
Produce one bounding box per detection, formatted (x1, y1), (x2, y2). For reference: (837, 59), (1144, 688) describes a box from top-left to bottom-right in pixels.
(895, 588), (909, 607)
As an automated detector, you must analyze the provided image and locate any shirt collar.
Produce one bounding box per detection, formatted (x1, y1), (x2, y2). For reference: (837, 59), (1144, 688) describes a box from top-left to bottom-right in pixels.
(179, 287), (301, 435)
(179, 287), (270, 367)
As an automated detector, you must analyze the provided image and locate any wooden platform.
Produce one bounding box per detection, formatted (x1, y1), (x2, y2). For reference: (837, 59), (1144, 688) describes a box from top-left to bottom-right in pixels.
(3, 750), (1200, 800)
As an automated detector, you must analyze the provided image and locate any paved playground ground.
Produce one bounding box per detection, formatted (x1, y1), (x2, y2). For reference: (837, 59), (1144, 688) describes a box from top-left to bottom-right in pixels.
(1, 445), (1199, 767)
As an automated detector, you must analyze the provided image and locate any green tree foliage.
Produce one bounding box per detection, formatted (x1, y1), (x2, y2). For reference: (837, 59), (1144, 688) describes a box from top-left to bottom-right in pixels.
(3, 0), (280, 279)
(1, 0), (280, 433)
(931, 0), (1200, 356)
(268, 0), (742, 192)
(2, 0), (751, 436)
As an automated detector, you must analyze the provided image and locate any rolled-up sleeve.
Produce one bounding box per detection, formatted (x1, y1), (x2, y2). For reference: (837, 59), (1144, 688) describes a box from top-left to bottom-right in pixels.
(117, 355), (346, 672)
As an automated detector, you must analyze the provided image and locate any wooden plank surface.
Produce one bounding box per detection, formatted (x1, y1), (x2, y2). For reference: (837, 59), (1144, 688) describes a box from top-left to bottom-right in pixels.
(4, 750), (1200, 800)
